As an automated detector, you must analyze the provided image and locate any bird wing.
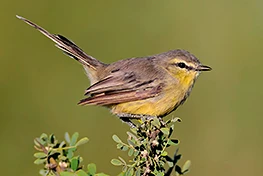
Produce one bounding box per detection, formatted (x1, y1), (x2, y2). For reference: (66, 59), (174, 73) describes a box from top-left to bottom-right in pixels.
(78, 71), (163, 105)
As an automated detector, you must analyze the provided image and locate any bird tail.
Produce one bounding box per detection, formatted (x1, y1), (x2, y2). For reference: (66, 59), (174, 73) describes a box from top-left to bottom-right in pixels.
(16, 15), (106, 73)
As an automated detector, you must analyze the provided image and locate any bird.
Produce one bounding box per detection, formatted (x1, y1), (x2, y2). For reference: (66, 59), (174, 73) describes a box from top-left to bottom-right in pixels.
(16, 15), (212, 127)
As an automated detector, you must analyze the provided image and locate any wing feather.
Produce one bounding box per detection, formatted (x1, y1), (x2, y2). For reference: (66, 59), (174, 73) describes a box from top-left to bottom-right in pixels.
(78, 71), (162, 106)
(85, 72), (137, 95)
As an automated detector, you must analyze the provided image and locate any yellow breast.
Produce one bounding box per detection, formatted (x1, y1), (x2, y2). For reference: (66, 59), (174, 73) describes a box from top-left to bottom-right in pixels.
(110, 72), (197, 117)
(110, 87), (185, 117)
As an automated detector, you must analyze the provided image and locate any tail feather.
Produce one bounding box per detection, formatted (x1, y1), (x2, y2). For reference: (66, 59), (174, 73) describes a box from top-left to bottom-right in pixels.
(16, 15), (104, 70)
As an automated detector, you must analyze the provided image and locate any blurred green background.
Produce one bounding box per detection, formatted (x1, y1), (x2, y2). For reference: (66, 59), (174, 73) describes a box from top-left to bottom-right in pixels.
(1, 0), (263, 175)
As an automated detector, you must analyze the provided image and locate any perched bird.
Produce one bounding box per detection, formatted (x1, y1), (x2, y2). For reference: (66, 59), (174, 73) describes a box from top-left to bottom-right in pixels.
(17, 15), (211, 127)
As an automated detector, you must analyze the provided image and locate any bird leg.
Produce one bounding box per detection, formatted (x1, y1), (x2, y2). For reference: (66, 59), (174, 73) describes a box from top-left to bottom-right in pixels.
(119, 117), (136, 128)
(117, 113), (158, 128)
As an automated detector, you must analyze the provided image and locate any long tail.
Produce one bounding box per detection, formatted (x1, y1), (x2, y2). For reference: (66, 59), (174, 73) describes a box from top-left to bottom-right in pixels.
(16, 15), (105, 71)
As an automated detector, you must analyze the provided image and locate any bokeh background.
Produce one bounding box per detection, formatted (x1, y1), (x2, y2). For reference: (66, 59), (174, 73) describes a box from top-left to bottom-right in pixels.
(1, 0), (263, 175)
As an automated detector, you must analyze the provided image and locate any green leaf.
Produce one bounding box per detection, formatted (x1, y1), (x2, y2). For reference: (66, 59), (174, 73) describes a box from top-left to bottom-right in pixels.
(161, 151), (168, 156)
(126, 167), (134, 176)
(156, 173), (164, 176)
(39, 133), (48, 145)
(168, 139), (179, 146)
(39, 169), (49, 175)
(167, 161), (174, 167)
(121, 145), (128, 151)
(87, 163), (96, 175)
(122, 165), (127, 172)
(126, 131), (138, 140)
(130, 128), (137, 135)
(76, 137), (89, 147)
(65, 132), (71, 143)
(127, 139), (136, 147)
(118, 157), (126, 165)
(60, 172), (76, 176)
(34, 152), (47, 158)
(34, 138), (41, 147)
(117, 143), (123, 149)
(112, 135), (122, 143)
(70, 132), (79, 146)
(134, 150), (140, 156)
(135, 168), (141, 176)
(171, 117), (181, 123)
(160, 128), (170, 135)
(67, 145), (77, 159)
(76, 169), (88, 176)
(182, 160), (191, 173)
(158, 160), (165, 167)
(34, 158), (46, 165)
(67, 150), (74, 159)
(40, 133), (48, 141)
(79, 156), (83, 163)
(152, 117), (161, 127)
(70, 157), (79, 171)
(128, 148), (134, 156)
(111, 159), (123, 166)
(59, 141), (66, 148)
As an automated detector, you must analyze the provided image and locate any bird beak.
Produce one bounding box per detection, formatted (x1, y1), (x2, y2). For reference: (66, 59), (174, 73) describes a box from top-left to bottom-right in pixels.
(196, 65), (212, 71)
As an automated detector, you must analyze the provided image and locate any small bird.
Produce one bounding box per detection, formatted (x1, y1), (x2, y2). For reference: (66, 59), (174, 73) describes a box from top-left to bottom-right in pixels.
(17, 15), (212, 127)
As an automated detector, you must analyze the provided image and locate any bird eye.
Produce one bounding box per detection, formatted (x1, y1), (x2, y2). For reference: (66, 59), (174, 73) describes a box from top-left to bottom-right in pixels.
(177, 62), (186, 68)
